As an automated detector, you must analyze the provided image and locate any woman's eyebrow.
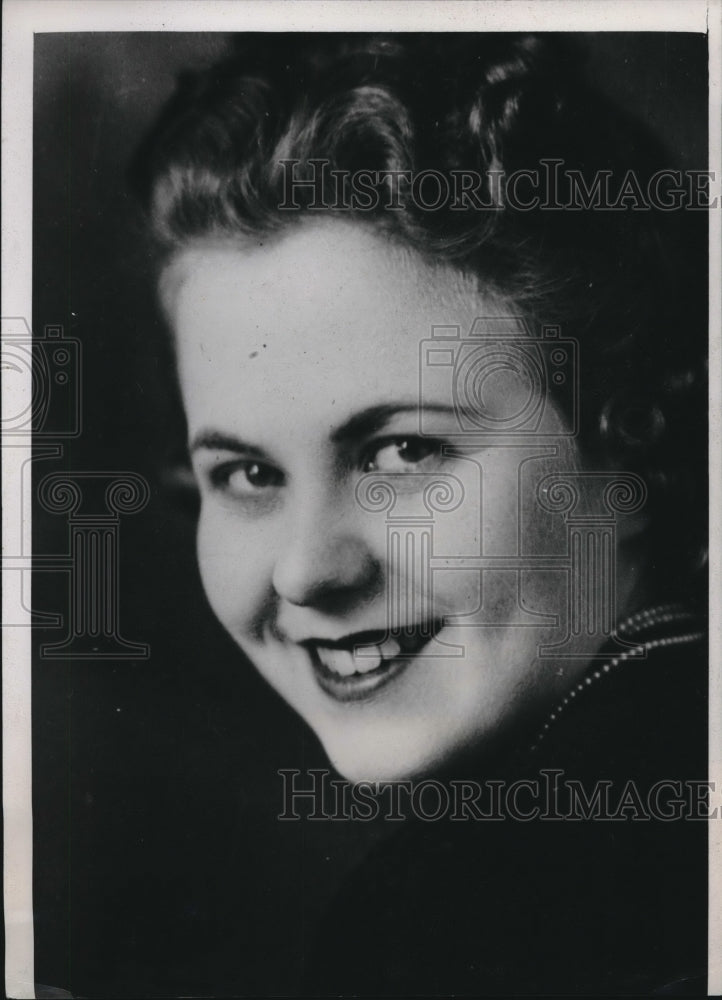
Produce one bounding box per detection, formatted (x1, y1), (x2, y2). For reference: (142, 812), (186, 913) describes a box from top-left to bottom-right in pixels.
(189, 430), (262, 455)
(190, 404), (462, 455)
(331, 403), (457, 444)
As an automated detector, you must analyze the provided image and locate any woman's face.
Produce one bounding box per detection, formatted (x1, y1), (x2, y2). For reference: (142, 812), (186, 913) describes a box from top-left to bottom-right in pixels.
(165, 220), (592, 781)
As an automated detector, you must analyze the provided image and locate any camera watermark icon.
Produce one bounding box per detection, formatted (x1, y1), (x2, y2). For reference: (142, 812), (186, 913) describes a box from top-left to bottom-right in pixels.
(2, 318), (82, 626)
(419, 317), (578, 438)
(1, 317), (81, 439)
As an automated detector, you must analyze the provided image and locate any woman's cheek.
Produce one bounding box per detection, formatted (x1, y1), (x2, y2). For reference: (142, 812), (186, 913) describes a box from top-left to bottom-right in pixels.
(195, 506), (271, 634)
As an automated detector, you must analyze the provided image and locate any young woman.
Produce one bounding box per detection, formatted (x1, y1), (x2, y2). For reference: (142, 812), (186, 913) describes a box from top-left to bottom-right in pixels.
(132, 34), (708, 995)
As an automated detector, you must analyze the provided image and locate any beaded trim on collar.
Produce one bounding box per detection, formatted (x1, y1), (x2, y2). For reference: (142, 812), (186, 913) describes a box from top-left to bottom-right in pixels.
(530, 604), (706, 752)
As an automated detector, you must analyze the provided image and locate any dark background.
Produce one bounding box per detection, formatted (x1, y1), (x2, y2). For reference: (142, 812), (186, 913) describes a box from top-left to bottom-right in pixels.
(31, 32), (708, 997)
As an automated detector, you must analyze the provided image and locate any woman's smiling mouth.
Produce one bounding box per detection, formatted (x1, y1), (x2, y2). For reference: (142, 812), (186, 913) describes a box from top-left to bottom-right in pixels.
(304, 623), (444, 703)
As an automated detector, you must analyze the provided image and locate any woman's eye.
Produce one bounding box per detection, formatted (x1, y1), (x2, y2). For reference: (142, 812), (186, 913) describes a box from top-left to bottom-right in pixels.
(211, 460), (284, 497)
(363, 438), (445, 474)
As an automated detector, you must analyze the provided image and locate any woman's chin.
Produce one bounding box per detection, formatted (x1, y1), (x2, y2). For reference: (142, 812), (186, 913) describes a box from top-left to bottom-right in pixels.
(322, 734), (452, 784)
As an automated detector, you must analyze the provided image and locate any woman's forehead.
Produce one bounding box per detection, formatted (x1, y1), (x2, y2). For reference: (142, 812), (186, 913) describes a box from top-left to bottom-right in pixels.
(162, 218), (516, 352)
(165, 223), (550, 454)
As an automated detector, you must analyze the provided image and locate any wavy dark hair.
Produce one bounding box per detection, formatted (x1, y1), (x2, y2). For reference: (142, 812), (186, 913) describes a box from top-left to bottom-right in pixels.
(131, 33), (707, 603)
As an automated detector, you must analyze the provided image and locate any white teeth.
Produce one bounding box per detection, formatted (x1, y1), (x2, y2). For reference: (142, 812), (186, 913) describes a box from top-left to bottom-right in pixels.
(316, 647), (357, 677)
(315, 636), (405, 679)
(379, 637), (401, 660)
(353, 645), (382, 673)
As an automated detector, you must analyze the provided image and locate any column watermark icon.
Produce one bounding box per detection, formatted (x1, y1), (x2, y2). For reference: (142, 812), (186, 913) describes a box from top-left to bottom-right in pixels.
(1, 316), (150, 659)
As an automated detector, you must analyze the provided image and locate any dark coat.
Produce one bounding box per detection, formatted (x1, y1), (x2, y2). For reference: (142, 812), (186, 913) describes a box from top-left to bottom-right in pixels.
(302, 619), (708, 996)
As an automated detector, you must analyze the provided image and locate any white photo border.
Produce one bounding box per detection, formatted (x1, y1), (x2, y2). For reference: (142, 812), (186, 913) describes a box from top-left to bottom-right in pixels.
(3, 2), (719, 997)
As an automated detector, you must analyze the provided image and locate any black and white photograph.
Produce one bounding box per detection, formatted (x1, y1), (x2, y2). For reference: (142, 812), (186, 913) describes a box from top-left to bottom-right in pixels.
(2, 1), (720, 996)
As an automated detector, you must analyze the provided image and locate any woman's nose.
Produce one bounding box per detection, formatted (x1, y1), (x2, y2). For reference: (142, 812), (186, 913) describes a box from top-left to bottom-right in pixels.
(271, 501), (381, 610)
